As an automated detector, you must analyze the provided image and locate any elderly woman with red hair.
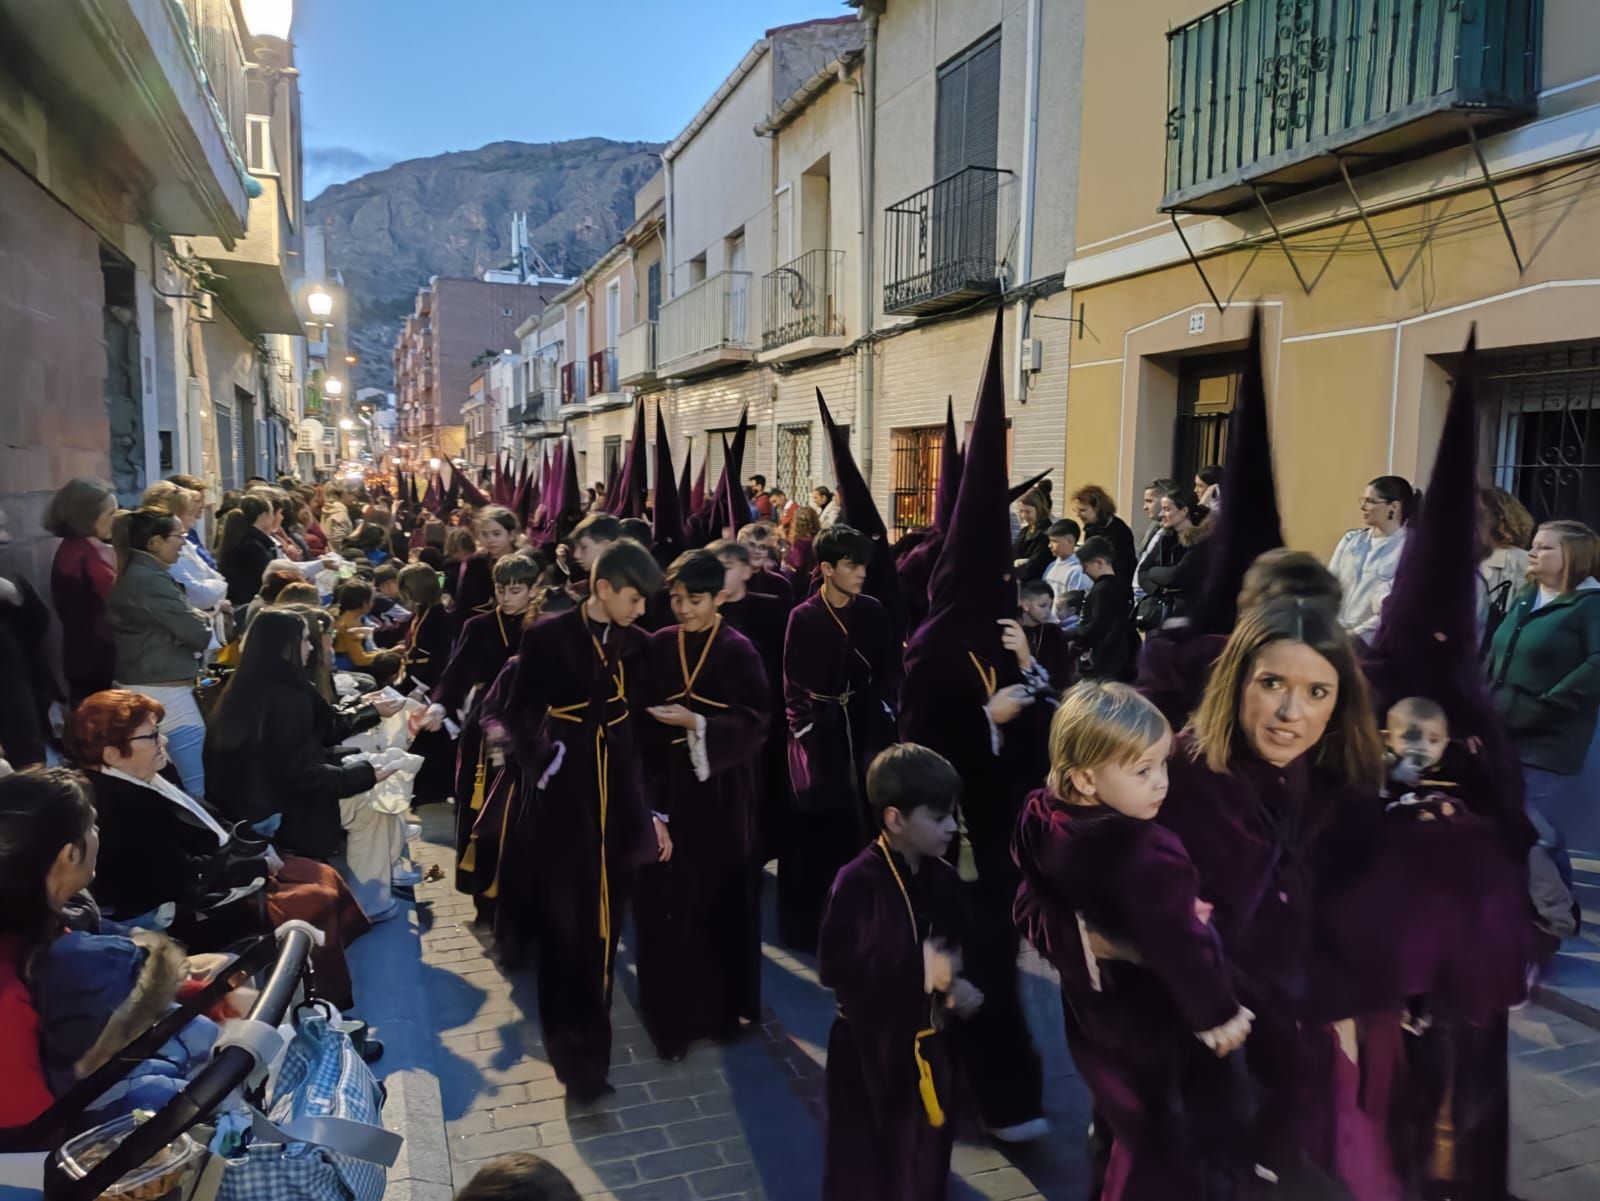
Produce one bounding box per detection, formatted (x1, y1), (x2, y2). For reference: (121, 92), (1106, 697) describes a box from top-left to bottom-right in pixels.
(64, 690), (372, 1010)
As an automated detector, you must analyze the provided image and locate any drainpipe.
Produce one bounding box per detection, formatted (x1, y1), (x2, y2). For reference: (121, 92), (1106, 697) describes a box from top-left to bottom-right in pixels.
(1015, 0), (1043, 402)
(857, 8), (879, 488)
(659, 153), (676, 300)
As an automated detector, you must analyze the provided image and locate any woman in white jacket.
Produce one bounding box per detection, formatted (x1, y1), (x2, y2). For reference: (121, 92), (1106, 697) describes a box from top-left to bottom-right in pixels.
(140, 481), (228, 612)
(1327, 474), (1415, 643)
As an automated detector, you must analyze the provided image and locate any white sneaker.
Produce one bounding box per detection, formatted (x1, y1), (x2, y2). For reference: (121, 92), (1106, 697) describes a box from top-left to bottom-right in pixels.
(988, 1117), (1049, 1144)
(405, 823), (422, 840)
(391, 864), (423, 887)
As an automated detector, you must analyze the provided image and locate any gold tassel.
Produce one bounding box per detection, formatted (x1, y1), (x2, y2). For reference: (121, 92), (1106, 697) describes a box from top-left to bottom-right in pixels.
(459, 837), (478, 874)
(469, 744), (488, 812)
(914, 1029), (946, 1128)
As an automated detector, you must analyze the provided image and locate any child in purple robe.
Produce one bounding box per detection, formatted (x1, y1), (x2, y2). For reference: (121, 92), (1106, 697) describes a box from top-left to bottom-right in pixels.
(492, 539), (669, 1102)
(1013, 682), (1255, 1200)
(819, 743), (983, 1201)
(636, 550), (771, 1059)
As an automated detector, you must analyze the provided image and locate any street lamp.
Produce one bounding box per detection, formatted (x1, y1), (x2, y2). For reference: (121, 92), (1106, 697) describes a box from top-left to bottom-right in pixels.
(339, 419), (355, 430)
(307, 287), (333, 319)
(241, 0), (294, 42)
(324, 378), (344, 397)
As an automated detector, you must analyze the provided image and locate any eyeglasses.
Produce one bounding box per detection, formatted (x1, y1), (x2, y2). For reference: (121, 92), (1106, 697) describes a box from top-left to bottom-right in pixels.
(129, 731), (164, 744)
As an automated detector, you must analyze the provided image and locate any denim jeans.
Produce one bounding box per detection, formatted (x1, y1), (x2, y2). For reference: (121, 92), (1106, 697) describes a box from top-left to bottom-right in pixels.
(119, 681), (207, 799)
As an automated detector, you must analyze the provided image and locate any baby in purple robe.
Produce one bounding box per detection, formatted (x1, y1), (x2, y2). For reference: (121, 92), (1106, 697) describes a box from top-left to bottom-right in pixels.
(1013, 682), (1256, 1200)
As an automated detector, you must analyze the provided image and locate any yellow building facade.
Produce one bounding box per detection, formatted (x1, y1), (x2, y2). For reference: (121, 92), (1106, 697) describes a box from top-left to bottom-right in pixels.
(1063, 0), (1600, 556)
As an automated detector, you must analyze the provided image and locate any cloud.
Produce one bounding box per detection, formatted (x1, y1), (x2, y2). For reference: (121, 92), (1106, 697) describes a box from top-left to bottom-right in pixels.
(305, 146), (396, 199)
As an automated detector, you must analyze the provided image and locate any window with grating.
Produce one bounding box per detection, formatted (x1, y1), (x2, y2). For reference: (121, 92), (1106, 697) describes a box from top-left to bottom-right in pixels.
(1481, 339), (1600, 530)
(890, 424), (945, 539)
(776, 423), (812, 498)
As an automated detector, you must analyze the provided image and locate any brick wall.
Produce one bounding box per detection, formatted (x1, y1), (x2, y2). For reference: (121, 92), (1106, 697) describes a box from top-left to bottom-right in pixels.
(0, 157), (111, 599)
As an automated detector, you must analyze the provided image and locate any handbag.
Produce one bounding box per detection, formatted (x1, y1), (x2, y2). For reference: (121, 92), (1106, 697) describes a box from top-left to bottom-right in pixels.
(215, 1005), (396, 1201)
(194, 665), (235, 722)
(1133, 592), (1171, 633)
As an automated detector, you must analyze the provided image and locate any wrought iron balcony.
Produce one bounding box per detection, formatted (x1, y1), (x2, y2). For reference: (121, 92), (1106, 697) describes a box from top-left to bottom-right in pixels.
(589, 347), (621, 398)
(618, 320), (658, 385)
(1162, 0), (1541, 214)
(762, 250), (845, 356)
(560, 361), (589, 405)
(883, 167), (1015, 317)
(658, 271), (755, 375)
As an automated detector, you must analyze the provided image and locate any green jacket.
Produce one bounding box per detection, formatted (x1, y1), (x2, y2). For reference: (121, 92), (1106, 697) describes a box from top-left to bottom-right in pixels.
(1485, 579), (1600, 775)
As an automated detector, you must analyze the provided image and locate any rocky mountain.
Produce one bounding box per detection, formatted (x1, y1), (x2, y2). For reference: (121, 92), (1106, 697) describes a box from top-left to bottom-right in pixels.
(308, 137), (663, 392)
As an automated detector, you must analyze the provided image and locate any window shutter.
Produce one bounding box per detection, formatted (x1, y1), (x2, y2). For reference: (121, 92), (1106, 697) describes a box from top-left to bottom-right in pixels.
(647, 264), (662, 321)
(934, 65), (966, 180)
(964, 36), (1001, 171)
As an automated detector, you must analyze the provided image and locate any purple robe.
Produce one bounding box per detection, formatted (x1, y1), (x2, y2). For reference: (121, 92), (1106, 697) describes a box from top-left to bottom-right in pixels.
(819, 843), (971, 1201)
(1013, 791), (1247, 1199)
(748, 566), (794, 612)
(720, 590), (789, 860)
(779, 590), (897, 951)
(431, 608), (522, 896)
(446, 552), (495, 618)
(399, 604), (459, 804)
(635, 621), (770, 1057)
(898, 640), (1051, 1129)
(499, 606), (657, 1098)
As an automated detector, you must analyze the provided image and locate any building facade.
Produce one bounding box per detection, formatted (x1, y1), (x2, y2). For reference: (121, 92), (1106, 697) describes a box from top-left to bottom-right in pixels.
(1061, 0), (1600, 553)
(0, 0), (310, 584)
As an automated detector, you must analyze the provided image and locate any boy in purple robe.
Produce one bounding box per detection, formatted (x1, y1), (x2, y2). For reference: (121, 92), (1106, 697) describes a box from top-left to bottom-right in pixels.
(492, 539), (669, 1102)
(780, 524), (899, 952)
(418, 554), (539, 916)
(819, 743), (983, 1201)
(1013, 682), (1255, 1199)
(636, 550), (771, 1059)
(711, 539), (789, 862)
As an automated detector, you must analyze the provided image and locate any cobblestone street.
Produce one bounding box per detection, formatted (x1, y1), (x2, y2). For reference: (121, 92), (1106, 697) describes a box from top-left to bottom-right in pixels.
(382, 808), (1600, 1201)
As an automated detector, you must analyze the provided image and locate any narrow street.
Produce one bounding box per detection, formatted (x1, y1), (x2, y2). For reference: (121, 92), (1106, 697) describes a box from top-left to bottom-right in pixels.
(369, 808), (1600, 1201)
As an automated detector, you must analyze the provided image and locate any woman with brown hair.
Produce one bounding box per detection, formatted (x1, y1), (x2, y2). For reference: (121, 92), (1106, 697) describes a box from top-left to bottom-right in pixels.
(1477, 486), (1534, 641)
(1157, 597), (1386, 1187)
(785, 505), (821, 582)
(1071, 483), (1138, 582)
(1012, 485), (1054, 581)
(44, 478), (119, 702)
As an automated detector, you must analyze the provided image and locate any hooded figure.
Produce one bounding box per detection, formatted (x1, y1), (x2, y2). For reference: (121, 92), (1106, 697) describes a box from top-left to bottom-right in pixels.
(1136, 310), (1281, 726)
(897, 307), (1047, 1136)
(651, 407), (686, 566)
(817, 388), (901, 634)
(677, 444), (694, 523)
(613, 399), (649, 520)
(895, 398), (964, 635)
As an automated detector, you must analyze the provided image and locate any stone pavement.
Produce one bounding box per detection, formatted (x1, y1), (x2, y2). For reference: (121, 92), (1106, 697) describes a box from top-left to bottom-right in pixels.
(379, 805), (1600, 1201)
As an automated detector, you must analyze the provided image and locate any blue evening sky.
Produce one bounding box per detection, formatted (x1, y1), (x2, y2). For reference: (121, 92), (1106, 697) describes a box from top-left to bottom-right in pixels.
(294, 0), (845, 199)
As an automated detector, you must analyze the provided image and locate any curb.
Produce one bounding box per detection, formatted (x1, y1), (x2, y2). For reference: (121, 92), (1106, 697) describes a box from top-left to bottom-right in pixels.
(345, 900), (454, 1201)
(1532, 981), (1600, 1032)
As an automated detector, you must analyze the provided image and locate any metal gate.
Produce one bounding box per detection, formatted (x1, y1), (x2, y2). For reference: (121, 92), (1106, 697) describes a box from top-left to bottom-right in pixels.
(1173, 351), (1246, 488)
(889, 424), (945, 538)
(1484, 340), (1600, 531)
(776, 423), (812, 498)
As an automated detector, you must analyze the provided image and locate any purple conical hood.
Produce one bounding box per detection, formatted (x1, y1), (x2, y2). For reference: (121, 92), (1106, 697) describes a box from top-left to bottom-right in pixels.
(690, 455), (708, 516)
(934, 396), (963, 531)
(613, 398), (648, 519)
(599, 448), (621, 516)
(1007, 468), (1052, 505)
(909, 308), (1011, 669)
(817, 387), (900, 621)
(554, 437), (583, 541)
(716, 433), (748, 538)
(454, 461), (492, 510)
(651, 405), (685, 562)
(1194, 309), (1284, 635)
(677, 442), (693, 518)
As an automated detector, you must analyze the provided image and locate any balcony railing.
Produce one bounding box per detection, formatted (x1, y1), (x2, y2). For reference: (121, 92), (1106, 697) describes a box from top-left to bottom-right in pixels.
(763, 250), (844, 351)
(883, 167), (1015, 317)
(619, 320), (658, 384)
(561, 361), (589, 405)
(589, 347), (620, 396)
(1162, 0), (1541, 213)
(658, 271), (753, 369)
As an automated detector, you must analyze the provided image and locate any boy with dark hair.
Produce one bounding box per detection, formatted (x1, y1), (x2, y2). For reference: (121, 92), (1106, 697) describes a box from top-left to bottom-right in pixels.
(548, 513), (623, 600)
(331, 579), (404, 688)
(1043, 518), (1090, 626)
(371, 562), (406, 624)
(635, 550), (770, 1058)
(779, 524), (897, 951)
(819, 743), (982, 1201)
(453, 1153), (580, 1201)
(1070, 535), (1138, 682)
(1017, 579), (1075, 687)
(420, 553), (543, 914)
(495, 537), (667, 1100)
(618, 517), (653, 545)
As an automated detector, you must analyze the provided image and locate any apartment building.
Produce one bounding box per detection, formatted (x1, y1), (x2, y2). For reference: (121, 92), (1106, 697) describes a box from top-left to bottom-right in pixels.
(392, 277), (562, 470)
(0, 0), (311, 581)
(1062, 0), (1600, 553)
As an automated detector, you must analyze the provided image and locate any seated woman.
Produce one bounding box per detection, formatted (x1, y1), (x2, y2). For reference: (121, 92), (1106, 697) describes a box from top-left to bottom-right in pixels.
(203, 611), (399, 866)
(0, 768), (226, 1130)
(65, 691), (374, 1010)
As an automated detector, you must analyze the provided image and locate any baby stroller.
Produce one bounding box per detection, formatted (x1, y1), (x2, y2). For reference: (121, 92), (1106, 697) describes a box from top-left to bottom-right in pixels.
(0, 925), (400, 1201)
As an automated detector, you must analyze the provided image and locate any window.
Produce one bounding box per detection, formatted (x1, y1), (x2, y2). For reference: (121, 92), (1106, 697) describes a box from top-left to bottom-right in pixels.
(890, 424), (945, 538)
(502, 307), (513, 317)
(1483, 340), (1600, 530)
(776, 423), (812, 498)
(935, 30), (1001, 180)
(605, 280), (621, 346)
(1173, 352), (1246, 487)
(246, 115), (275, 173)
(647, 263), (662, 321)
(688, 255), (707, 287)
(602, 436), (623, 481)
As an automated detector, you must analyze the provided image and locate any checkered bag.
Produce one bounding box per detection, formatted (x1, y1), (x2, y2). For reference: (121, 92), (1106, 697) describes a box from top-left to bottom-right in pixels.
(216, 1009), (393, 1201)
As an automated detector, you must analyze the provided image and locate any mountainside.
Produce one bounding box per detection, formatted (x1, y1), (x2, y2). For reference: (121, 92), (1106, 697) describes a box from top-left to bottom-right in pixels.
(308, 137), (663, 391)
